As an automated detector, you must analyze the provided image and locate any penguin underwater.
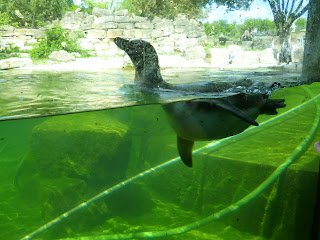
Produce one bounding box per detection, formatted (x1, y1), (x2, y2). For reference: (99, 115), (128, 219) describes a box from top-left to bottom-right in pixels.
(114, 37), (286, 167)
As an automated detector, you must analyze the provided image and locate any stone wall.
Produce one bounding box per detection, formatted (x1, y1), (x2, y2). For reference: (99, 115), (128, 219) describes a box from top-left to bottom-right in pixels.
(0, 8), (207, 57)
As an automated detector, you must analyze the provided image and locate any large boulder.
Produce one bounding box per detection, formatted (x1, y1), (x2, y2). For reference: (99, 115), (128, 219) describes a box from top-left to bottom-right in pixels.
(60, 11), (86, 30)
(14, 111), (130, 237)
(92, 7), (113, 17)
(0, 25), (15, 37)
(252, 36), (273, 49)
(209, 48), (230, 67)
(260, 48), (278, 65)
(0, 57), (32, 70)
(154, 21), (175, 36)
(184, 46), (206, 60)
(49, 50), (75, 62)
(86, 29), (107, 39)
(292, 46), (304, 63)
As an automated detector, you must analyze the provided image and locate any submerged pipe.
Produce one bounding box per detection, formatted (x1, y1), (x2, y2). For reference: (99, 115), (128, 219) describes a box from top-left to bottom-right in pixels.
(20, 90), (320, 240)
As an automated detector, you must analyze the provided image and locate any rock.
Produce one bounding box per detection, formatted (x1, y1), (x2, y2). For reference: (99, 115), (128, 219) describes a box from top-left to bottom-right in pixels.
(292, 46), (304, 63)
(152, 29), (164, 38)
(49, 50), (75, 62)
(134, 29), (152, 39)
(0, 38), (25, 49)
(60, 12), (86, 30)
(228, 45), (243, 54)
(169, 33), (187, 42)
(184, 46), (206, 60)
(228, 45), (260, 65)
(21, 46), (33, 51)
(71, 52), (81, 58)
(155, 46), (175, 55)
(155, 21), (174, 36)
(252, 36), (273, 49)
(175, 38), (198, 51)
(114, 9), (129, 16)
(106, 29), (124, 38)
(208, 48), (230, 67)
(19, 53), (31, 58)
(242, 41), (253, 50)
(152, 16), (163, 24)
(96, 16), (115, 24)
(14, 111), (129, 234)
(134, 22), (153, 29)
(33, 30), (45, 39)
(86, 29), (107, 39)
(78, 39), (95, 50)
(187, 31), (204, 38)
(0, 25), (15, 37)
(131, 16), (148, 23)
(122, 30), (135, 38)
(114, 16), (131, 23)
(174, 20), (187, 26)
(92, 7), (113, 17)
(232, 51), (260, 65)
(174, 25), (188, 33)
(175, 14), (187, 20)
(81, 15), (96, 30)
(260, 48), (278, 65)
(0, 57), (32, 70)
(0, 25), (15, 31)
(94, 42), (110, 51)
(98, 22), (118, 30)
(13, 29), (26, 37)
(118, 23), (134, 29)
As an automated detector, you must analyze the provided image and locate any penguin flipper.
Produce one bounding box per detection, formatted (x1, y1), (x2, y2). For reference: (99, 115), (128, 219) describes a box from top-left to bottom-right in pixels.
(177, 136), (194, 167)
(213, 100), (259, 126)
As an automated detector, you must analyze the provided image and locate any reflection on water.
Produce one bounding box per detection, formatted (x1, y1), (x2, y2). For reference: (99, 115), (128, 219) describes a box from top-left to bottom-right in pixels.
(0, 68), (302, 120)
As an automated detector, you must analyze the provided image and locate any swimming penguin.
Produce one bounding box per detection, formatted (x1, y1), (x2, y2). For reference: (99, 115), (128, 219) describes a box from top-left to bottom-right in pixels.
(114, 37), (286, 167)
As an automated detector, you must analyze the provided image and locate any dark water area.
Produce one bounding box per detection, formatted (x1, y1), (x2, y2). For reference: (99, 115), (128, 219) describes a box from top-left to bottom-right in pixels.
(0, 68), (302, 120)
(0, 69), (319, 240)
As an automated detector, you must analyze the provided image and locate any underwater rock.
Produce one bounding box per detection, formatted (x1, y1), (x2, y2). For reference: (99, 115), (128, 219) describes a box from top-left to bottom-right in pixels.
(14, 111), (131, 236)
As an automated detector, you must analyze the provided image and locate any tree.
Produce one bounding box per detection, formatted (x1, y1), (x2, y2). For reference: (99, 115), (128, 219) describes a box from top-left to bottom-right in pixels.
(0, 0), (74, 27)
(266, 0), (309, 42)
(120, 0), (257, 19)
(302, 0), (320, 82)
(215, 0), (309, 42)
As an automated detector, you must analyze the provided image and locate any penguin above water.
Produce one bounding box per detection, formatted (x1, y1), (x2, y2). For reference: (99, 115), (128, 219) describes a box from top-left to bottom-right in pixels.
(114, 37), (286, 167)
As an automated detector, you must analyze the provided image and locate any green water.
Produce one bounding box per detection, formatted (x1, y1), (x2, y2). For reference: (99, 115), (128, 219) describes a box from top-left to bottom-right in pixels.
(0, 82), (320, 240)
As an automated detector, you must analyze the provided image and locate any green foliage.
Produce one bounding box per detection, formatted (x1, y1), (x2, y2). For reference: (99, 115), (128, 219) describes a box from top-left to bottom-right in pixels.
(295, 18), (307, 33)
(119, 0), (214, 19)
(205, 18), (277, 40)
(214, 0), (254, 10)
(30, 25), (86, 59)
(0, 11), (14, 26)
(0, 0), (74, 27)
(0, 42), (20, 59)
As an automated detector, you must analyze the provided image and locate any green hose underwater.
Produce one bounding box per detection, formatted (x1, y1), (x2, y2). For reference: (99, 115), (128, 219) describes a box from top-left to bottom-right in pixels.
(20, 88), (320, 240)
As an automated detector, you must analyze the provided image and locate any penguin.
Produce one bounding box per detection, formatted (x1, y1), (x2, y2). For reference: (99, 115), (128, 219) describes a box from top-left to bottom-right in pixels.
(114, 37), (286, 167)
